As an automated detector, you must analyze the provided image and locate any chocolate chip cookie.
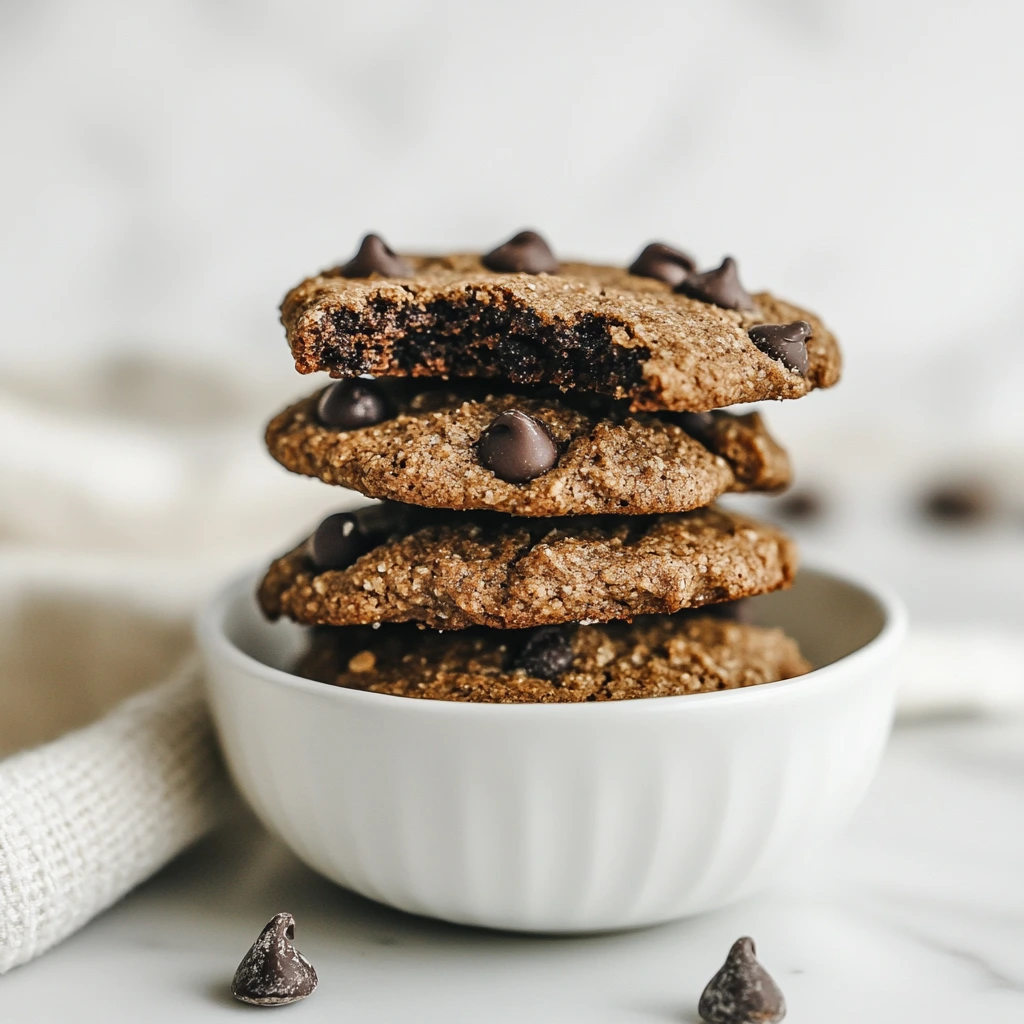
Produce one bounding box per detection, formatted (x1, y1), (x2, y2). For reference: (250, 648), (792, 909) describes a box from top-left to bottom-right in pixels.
(258, 503), (798, 630)
(297, 614), (810, 703)
(280, 234), (841, 412)
(253, 231), (832, 702)
(265, 380), (791, 517)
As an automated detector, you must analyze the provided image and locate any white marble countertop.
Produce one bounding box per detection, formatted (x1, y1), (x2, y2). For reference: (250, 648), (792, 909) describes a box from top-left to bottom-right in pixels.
(3, 714), (1023, 1023)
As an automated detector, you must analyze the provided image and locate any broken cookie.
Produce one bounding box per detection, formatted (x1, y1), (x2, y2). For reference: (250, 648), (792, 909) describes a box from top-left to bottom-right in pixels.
(280, 239), (841, 412)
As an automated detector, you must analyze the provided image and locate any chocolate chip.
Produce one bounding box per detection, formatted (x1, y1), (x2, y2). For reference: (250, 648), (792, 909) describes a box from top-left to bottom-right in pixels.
(316, 379), (393, 429)
(309, 513), (371, 571)
(308, 504), (411, 571)
(231, 912), (318, 1007)
(676, 256), (756, 311)
(748, 321), (812, 376)
(628, 242), (696, 287)
(920, 481), (994, 525)
(511, 627), (575, 680)
(477, 410), (558, 483)
(774, 488), (825, 523)
(675, 411), (718, 447)
(482, 230), (559, 274)
(698, 937), (786, 1024)
(338, 233), (413, 278)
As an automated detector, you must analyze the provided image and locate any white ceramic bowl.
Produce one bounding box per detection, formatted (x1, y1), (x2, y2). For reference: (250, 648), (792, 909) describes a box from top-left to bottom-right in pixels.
(198, 566), (906, 933)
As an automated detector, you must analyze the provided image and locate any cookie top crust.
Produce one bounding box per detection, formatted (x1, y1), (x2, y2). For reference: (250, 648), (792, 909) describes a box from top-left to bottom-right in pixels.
(265, 381), (790, 517)
(258, 503), (798, 630)
(298, 615), (810, 704)
(280, 254), (841, 412)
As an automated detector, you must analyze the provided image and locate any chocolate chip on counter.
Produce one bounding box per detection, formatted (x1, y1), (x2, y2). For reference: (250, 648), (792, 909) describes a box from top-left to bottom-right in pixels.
(316, 379), (393, 429)
(511, 626), (576, 680)
(698, 937), (786, 1024)
(628, 241), (697, 287)
(231, 912), (318, 1007)
(482, 230), (560, 274)
(675, 411), (718, 447)
(477, 410), (559, 482)
(774, 488), (825, 523)
(747, 321), (812, 376)
(676, 256), (756, 311)
(919, 480), (995, 525)
(338, 233), (413, 278)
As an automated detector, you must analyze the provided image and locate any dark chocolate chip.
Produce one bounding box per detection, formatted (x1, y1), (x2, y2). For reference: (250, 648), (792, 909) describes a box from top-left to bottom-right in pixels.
(511, 626), (575, 680)
(338, 233), (413, 278)
(675, 411), (718, 447)
(309, 513), (372, 571)
(231, 912), (318, 1007)
(316, 379), (393, 429)
(774, 489), (826, 523)
(482, 230), (559, 274)
(368, 503), (427, 543)
(477, 410), (558, 483)
(308, 504), (413, 572)
(698, 937), (786, 1024)
(920, 481), (994, 525)
(676, 256), (756, 311)
(628, 242), (697, 287)
(748, 321), (812, 376)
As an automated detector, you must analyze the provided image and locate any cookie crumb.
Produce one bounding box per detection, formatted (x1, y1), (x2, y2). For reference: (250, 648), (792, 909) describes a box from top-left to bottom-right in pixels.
(347, 650), (376, 674)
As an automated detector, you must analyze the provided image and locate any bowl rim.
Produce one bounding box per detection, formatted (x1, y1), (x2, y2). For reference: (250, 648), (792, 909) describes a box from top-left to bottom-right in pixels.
(197, 562), (907, 717)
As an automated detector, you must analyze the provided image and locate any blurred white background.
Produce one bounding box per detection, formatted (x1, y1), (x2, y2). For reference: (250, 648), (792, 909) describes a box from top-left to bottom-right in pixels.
(3, 1), (1023, 390)
(1, 0), (1022, 639)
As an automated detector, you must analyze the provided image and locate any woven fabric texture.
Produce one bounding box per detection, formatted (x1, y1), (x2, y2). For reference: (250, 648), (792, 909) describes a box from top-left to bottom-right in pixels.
(0, 661), (228, 973)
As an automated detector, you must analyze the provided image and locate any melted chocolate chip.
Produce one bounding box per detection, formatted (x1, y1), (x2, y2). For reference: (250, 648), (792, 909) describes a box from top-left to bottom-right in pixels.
(628, 241), (696, 287)
(676, 256), (755, 311)
(698, 937), (786, 1024)
(511, 626), (575, 680)
(477, 410), (558, 483)
(316, 379), (393, 429)
(338, 233), (413, 278)
(482, 230), (559, 274)
(231, 913), (318, 1007)
(748, 321), (812, 376)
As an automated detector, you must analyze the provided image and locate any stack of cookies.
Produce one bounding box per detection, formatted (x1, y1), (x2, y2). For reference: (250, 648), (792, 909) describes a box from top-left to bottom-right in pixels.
(258, 231), (841, 703)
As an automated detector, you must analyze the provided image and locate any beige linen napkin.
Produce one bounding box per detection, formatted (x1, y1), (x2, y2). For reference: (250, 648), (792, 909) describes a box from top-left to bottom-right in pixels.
(0, 354), (355, 973)
(0, 550), (235, 973)
(0, 662), (226, 973)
